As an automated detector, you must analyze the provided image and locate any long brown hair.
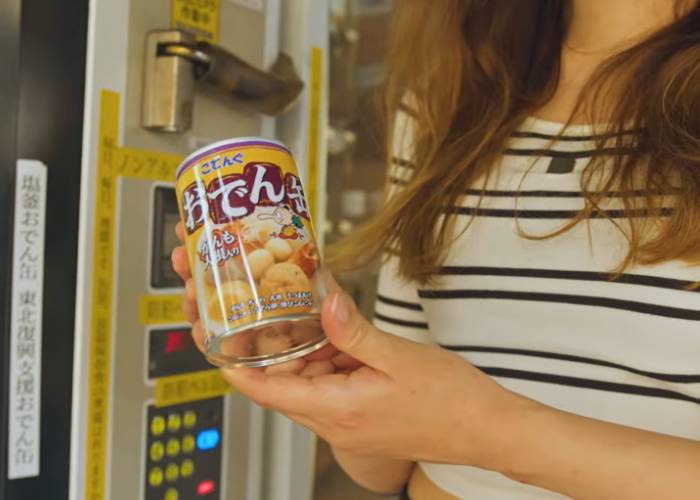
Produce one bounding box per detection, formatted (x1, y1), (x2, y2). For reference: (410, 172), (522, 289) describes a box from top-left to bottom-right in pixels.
(329, 0), (700, 283)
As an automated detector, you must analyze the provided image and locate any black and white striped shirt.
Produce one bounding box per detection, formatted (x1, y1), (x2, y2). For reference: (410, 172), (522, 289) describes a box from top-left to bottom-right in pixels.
(373, 116), (700, 499)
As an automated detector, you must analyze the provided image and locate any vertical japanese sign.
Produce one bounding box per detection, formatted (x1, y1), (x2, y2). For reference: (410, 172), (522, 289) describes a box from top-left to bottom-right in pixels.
(8, 159), (47, 479)
(171, 0), (221, 43)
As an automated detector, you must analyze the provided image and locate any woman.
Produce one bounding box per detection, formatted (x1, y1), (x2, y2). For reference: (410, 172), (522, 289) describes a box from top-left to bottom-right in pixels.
(172, 1), (700, 498)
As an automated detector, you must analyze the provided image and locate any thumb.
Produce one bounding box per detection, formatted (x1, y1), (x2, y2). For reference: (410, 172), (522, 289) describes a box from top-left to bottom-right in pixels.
(321, 290), (408, 373)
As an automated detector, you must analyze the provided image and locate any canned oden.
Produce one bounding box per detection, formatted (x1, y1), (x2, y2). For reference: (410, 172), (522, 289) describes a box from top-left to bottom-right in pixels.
(175, 138), (327, 367)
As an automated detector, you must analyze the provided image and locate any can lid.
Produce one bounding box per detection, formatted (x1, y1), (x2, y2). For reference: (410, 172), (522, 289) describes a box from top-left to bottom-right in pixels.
(176, 136), (292, 179)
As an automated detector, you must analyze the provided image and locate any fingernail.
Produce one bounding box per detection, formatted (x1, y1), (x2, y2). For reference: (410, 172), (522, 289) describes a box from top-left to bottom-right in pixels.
(330, 292), (350, 324)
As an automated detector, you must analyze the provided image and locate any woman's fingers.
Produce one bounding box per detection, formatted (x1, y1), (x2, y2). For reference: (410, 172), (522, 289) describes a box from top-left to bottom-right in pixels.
(264, 358), (307, 376)
(175, 221), (186, 243)
(331, 352), (363, 370)
(303, 342), (339, 361)
(191, 321), (206, 354)
(184, 278), (196, 303)
(182, 279), (199, 323)
(322, 270), (342, 295)
(300, 360), (335, 377)
(172, 245), (192, 281)
(221, 367), (318, 415)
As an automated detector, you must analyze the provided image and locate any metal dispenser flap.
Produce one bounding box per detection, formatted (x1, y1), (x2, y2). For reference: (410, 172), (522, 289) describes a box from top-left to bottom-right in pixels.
(142, 29), (305, 133)
(191, 44), (304, 116)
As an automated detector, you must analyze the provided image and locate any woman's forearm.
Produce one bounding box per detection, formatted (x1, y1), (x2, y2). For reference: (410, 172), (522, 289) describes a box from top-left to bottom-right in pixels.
(331, 446), (415, 495)
(495, 397), (700, 499)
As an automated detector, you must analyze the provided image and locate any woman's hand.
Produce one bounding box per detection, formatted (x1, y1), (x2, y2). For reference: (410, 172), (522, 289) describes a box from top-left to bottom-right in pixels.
(172, 223), (700, 500)
(171, 222), (522, 467)
(224, 289), (524, 468)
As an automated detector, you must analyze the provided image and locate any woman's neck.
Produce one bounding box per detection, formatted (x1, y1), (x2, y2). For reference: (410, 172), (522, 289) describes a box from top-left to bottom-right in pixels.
(534, 0), (690, 124)
(567, 0), (683, 53)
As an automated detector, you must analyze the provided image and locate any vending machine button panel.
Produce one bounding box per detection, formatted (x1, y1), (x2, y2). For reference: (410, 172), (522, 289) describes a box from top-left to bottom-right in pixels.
(182, 434), (195, 454)
(145, 398), (223, 500)
(183, 410), (197, 429)
(150, 442), (165, 462)
(149, 467), (164, 487)
(151, 416), (166, 436)
(167, 413), (182, 433)
(165, 462), (180, 482)
(196, 480), (216, 496)
(181, 459), (195, 478)
(166, 438), (181, 458)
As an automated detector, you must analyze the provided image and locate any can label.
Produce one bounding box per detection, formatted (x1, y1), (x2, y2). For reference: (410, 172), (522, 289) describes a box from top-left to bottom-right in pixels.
(175, 139), (322, 347)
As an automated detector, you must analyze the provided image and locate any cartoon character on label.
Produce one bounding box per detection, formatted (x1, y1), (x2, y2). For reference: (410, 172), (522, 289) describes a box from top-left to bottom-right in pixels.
(259, 204), (305, 240)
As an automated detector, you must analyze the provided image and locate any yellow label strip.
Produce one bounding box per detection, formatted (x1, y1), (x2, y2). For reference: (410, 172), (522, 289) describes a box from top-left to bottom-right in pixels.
(306, 46), (323, 225)
(139, 295), (186, 325)
(155, 369), (233, 408)
(171, 0), (221, 43)
(113, 147), (182, 183)
(85, 90), (119, 500)
(85, 91), (185, 499)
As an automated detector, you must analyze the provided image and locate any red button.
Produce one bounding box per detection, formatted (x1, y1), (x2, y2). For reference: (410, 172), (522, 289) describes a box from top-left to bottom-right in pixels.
(197, 480), (215, 495)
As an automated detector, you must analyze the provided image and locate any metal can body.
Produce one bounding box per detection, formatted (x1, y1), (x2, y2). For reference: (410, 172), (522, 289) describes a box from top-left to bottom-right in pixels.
(175, 137), (327, 367)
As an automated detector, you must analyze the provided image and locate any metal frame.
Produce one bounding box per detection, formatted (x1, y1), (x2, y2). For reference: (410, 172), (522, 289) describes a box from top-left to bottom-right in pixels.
(1, 0), (89, 498)
(0, 0), (21, 492)
(69, 0), (130, 497)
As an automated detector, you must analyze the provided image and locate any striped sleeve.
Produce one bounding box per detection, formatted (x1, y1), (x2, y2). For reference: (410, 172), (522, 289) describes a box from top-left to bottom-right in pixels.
(373, 255), (431, 344)
(386, 105), (416, 196)
(371, 106), (431, 343)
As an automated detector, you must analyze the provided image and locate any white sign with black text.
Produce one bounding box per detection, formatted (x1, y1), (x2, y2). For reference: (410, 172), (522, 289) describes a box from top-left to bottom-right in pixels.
(7, 159), (47, 479)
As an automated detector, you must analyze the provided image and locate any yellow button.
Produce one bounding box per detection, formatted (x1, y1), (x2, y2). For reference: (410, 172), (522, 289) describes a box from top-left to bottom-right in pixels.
(166, 438), (180, 457)
(180, 458), (194, 478)
(148, 467), (163, 487)
(151, 416), (166, 436)
(183, 410), (197, 429)
(165, 462), (179, 482)
(167, 413), (182, 433)
(181, 434), (195, 454)
(164, 488), (179, 500)
(150, 441), (165, 462)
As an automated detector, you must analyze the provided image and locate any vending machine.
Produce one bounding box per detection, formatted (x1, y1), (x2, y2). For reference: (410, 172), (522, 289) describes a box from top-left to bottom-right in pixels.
(1, 0), (328, 499)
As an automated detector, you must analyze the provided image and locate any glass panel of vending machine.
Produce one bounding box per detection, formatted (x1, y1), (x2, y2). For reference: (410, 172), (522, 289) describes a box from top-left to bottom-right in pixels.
(313, 1), (395, 499)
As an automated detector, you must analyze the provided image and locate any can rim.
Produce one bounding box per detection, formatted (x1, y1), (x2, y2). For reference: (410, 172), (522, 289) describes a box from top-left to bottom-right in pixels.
(175, 136), (292, 179)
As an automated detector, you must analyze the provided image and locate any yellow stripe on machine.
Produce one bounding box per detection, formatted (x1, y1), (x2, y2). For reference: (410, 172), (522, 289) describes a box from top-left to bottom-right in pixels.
(84, 89), (119, 500)
(85, 90), (187, 499)
(139, 295), (186, 325)
(306, 46), (323, 225)
(171, 0), (221, 43)
(155, 369), (233, 408)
